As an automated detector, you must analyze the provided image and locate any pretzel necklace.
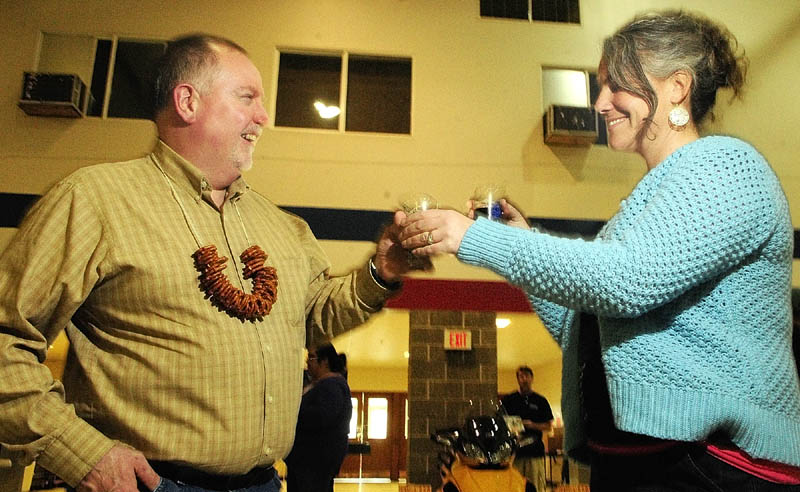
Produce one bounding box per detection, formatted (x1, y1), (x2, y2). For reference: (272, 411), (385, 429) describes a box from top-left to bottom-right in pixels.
(193, 244), (278, 322)
(154, 157), (278, 322)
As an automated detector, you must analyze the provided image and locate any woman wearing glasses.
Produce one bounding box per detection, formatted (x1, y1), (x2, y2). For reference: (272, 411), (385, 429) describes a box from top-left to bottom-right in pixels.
(285, 343), (351, 492)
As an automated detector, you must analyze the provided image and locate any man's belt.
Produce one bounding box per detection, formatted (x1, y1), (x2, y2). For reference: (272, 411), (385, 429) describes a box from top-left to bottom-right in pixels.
(149, 461), (276, 491)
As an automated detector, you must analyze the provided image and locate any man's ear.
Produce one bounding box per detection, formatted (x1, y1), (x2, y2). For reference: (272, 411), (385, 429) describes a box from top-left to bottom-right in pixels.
(173, 83), (200, 123)
(669, 70), (693, 105)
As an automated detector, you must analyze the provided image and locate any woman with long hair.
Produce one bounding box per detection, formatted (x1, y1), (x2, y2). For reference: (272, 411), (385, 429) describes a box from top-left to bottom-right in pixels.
(400, 10), (800, 491)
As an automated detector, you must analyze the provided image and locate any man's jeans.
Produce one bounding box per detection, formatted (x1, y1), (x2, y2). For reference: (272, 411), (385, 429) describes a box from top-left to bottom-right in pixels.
(151, 475), (282, 492)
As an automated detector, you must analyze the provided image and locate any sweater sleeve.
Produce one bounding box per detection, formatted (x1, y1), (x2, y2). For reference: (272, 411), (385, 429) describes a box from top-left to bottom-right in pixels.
(458, 139), (781, 318)
(526, 295), (571, 346)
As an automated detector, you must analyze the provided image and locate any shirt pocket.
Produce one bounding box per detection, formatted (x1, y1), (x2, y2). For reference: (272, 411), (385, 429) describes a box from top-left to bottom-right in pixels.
(270, 256), (311, 336)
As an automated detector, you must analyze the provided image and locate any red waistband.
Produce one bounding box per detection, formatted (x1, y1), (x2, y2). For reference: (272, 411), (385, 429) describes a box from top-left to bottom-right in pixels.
(704, 442), (800, 485)
(586, 438), (800, 484)
(586, 438), (682, 456)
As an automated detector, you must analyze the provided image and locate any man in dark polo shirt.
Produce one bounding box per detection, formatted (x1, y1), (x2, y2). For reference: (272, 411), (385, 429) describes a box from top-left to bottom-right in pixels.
(501, 365), (553, 492)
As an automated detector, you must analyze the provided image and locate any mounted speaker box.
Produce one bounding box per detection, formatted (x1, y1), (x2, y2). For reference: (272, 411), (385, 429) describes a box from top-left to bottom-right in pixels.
(544, 104), (598, 146)
(18, 72), (86, 118)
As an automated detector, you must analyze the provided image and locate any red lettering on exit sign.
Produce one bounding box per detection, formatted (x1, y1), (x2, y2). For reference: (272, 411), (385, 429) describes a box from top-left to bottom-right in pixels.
(443, 329), (472, 351)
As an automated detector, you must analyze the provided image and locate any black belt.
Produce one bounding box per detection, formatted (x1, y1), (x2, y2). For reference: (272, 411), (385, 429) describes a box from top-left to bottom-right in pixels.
(149, 461), (276, 491)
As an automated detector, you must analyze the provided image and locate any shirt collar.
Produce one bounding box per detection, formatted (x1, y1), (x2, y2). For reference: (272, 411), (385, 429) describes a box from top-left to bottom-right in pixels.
(151, 139), (251, 204)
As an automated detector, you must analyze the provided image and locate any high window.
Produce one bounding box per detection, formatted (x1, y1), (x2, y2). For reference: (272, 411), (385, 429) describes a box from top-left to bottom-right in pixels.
(37, 33), (166, 119)
(480, 0), (580, 24)
(274, 51), (412, 135)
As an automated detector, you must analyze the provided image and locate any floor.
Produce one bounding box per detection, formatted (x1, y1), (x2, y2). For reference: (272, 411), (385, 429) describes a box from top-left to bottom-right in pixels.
(332, 479), (569, 492)
(332, 478), (583, 492)
(333, 481), (401, 492)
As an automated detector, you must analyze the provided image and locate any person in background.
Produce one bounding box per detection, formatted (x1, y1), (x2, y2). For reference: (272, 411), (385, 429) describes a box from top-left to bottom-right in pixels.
(0, 34), (418, 492)
(285, 343), (352, 492)
(338, 352), (349, 381)
(501, 366), (553, 492)
(399, 10), (800, 491)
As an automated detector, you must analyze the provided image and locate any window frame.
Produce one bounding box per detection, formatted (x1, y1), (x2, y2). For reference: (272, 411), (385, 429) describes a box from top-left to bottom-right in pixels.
(272, 48), (413, 135)
(479, 0), (581, 24)
(36, 32), (167, 120)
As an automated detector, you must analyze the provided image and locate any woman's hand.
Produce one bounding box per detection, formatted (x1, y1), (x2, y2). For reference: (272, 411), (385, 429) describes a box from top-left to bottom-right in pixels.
(465, 198), (530, 230)
(399, 209), (474, 256)
(498, 199), (530, 230)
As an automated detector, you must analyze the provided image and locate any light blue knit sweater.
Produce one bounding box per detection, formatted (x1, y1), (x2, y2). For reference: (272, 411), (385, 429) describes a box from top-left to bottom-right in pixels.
(457, 136), (800, 466)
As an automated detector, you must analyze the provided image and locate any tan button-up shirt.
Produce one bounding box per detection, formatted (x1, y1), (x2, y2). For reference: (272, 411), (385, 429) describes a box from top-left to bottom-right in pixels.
(0, 141), (393, 486)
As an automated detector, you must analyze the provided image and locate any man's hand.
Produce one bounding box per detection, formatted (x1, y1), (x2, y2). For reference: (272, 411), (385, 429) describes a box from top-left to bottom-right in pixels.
(373, 211), (432, 284)
(77, 445), (160, 492)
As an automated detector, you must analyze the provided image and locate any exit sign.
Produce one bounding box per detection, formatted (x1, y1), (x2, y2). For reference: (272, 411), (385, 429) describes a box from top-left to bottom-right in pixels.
(444, 329), (472, 351)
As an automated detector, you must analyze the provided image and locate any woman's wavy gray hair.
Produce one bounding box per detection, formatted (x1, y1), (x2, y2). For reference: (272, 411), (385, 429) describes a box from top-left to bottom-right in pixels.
(601, 10), (747, 130)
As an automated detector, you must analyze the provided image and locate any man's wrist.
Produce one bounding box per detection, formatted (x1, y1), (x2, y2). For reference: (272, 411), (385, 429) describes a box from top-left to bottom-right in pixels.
(369, 257), (401, 290)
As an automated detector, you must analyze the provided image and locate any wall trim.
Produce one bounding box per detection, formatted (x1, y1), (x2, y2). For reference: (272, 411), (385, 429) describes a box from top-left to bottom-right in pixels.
(2, 193), (798, 258)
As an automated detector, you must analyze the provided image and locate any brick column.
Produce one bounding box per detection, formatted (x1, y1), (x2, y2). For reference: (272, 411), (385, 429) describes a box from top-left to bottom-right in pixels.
(406, 310), (497, 487)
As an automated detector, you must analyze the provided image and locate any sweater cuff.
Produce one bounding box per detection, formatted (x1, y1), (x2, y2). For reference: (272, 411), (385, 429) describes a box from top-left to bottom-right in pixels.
(457, 217), (525, 274)
(356, 260), (400, 309)
(37, 418), (116, 487)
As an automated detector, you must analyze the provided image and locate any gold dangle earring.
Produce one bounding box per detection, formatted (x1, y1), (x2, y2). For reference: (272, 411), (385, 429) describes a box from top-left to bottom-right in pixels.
(668, 104), (690, 132)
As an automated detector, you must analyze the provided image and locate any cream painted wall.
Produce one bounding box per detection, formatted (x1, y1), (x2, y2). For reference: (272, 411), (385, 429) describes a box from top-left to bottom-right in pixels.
(347, 366), (408, 393)
(2, 1), (798, 398)
(1, 0), (798, 282)
(2, 1), (798, 224)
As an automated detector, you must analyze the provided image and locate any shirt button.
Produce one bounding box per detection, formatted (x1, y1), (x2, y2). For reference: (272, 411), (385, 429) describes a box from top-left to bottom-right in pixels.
(265, 345), (272, 353)
(267, 395), (274, 403)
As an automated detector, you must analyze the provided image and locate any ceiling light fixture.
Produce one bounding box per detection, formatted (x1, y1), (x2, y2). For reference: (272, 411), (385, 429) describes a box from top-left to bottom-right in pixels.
(495, 318), (511, 329)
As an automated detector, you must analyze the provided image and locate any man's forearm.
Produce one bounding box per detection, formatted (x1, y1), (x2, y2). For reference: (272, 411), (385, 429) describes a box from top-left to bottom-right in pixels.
(524, 419), (553, 432)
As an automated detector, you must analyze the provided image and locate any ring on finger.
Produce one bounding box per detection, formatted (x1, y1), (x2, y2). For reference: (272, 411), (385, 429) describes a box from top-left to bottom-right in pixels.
(426, 231), (435, 245)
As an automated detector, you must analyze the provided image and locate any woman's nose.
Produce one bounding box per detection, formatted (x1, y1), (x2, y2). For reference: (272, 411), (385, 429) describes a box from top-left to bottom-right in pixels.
(594, 86), (612, 114)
